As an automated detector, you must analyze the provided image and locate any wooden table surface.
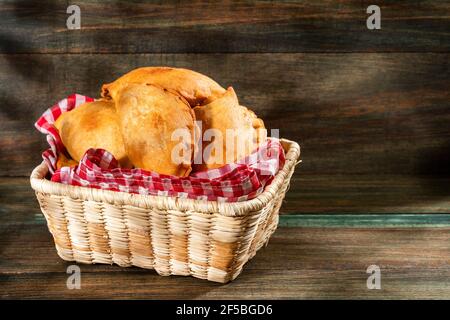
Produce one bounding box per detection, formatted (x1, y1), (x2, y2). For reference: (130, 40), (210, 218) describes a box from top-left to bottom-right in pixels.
(1, 182), (449, 299)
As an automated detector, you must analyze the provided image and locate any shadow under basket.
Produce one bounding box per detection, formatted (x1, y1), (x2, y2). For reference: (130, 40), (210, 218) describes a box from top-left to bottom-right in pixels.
(30, 139), (300, 283)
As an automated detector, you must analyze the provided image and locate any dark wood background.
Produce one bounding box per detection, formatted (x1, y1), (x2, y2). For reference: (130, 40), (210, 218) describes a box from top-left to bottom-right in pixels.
(1, 0), (449, 213)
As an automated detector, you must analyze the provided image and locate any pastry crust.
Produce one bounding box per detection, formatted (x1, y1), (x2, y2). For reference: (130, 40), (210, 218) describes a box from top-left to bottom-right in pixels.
(54, 100), (132, 168)
(56, 152), (78, 169)
(114, 83), (196, 177)
(193, 87), (266, 171)
(101, 67), (226, 107)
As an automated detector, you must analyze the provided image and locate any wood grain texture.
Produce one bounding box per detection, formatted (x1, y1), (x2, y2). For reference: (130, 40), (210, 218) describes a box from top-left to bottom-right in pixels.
(279, 214), (450, 228)
(2, 178), (448, 298)
(1, 0), (449, 53)
(1, 53), (449, 177)
(283, 174), (450, 214)
(1, 220), (449, 299)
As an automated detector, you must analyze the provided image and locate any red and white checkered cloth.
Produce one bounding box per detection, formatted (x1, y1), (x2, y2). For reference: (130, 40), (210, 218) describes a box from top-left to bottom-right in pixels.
(35, 94), (285, 202)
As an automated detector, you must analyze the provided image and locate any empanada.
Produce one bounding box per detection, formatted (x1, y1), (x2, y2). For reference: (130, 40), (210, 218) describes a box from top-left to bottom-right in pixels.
(54, 100), (132, 168)
(56, 151), (78, 169)
(193, 87), (266, 171)
(114, 83), (196, 177)
(101, 67), (226, 107)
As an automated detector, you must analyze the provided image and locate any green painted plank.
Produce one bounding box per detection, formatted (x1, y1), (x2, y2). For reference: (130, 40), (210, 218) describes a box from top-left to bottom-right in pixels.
(278, 214), (450, 228)
(5, 212), (450, 228)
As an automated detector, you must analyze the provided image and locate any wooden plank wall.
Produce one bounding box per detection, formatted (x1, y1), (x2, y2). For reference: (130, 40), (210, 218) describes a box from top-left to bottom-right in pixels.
(0, 1), (449, 213)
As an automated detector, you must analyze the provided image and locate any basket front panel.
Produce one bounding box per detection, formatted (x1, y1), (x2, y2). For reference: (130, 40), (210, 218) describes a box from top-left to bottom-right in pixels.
(82, 201), (112, 264)
(36, 192), (74, 261)
(166, 209), (191, 276)
(62, 197), (97, 264)
(35, 189), (287, 283)
(124, 205), (154, 269)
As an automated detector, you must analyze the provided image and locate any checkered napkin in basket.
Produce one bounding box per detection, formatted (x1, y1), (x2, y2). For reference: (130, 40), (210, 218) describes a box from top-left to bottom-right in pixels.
(35, 94), (285, 202)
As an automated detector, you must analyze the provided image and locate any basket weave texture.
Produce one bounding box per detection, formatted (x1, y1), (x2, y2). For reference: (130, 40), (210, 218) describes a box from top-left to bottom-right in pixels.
(30, 139), (300, 283)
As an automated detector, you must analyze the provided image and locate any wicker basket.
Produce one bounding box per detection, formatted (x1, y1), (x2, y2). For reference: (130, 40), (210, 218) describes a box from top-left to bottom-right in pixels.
(30, 139), (300, 283)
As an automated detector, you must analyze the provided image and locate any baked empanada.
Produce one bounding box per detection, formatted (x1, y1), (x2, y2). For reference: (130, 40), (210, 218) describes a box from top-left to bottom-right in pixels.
(193, 87), (266, 171)
(54, 100), (132, 168)
(101, 67), (226, 107)
(56, 151), (78, 169)
(114, 83), (196, 177)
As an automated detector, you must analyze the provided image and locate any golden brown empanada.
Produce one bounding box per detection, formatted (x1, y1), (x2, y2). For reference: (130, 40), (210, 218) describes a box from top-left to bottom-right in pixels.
(54, 100), (132, 168)
(101, 67), (226, 107)
(56, 151), (78, 169)
(114, 83), (196, 177)
(193, 87), (266, 171)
